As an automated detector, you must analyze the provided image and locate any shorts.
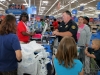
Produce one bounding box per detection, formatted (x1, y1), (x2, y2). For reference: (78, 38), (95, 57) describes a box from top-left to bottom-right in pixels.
(0, 69), (17, 75)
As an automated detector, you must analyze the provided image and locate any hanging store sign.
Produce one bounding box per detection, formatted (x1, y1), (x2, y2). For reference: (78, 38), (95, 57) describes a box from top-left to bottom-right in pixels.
(97, 2), (100, 10)
(27, 6), (37, 14)
(5, 9), (26, 14)
(5, 3), (26, 14)
(98, 14), (100, 19)
(80, 6), (84, 11)
(72, 9), (77, 14)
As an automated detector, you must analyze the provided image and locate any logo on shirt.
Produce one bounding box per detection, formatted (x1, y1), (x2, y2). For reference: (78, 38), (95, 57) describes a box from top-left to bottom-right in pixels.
(71, 25), (76, 29)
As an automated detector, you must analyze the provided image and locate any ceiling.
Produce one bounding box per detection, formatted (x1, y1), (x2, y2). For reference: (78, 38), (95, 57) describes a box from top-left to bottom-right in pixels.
(0, 0), (100, 18)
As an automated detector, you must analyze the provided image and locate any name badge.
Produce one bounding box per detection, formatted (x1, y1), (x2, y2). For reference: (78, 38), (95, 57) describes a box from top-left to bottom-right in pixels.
(60, 26), (62, 27)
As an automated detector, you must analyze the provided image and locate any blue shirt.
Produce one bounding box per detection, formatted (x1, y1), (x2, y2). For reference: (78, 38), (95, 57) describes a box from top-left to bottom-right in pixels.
(54, 58), (83, 75)
(0, 33), (21, 71)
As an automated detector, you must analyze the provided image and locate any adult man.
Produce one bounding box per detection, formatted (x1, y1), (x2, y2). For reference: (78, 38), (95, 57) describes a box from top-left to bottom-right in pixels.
(53, 10), (78, 42)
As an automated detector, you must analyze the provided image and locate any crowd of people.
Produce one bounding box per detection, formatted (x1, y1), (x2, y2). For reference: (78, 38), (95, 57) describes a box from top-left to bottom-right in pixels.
(0, 10), (100, 75)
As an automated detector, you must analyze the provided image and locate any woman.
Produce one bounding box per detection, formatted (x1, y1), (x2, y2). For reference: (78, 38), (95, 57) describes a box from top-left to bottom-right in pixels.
(77, 16), (91, 73)
(77, 16), (91, 47)
(54, 36), (84, 75)
(0, 15), (22, 75)
(17, 12), (35, 43)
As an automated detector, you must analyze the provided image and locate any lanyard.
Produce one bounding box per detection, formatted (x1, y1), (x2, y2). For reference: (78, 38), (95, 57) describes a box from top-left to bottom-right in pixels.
(23, 21), (30, 33)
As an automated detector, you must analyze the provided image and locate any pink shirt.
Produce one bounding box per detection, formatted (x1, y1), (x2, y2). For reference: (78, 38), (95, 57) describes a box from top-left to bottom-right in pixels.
(77, 24), (85, 40)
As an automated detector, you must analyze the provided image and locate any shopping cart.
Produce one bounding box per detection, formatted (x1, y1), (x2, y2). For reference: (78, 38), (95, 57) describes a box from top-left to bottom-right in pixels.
(85, 57), (100, 75)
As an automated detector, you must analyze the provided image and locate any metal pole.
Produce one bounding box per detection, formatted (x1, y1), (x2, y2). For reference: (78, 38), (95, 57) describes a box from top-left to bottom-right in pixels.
(29, 0), (31, 21)
(69, 0), (71, 11)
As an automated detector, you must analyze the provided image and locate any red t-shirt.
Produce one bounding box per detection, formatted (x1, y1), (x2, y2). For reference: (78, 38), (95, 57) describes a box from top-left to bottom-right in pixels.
(17, 21), (29, 43)
(53, 21), (58, 29)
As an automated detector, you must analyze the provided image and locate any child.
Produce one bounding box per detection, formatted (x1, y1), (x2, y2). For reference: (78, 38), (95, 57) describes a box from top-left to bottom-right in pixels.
(85, 39), (100, 67)
(54, 36), (84, 75)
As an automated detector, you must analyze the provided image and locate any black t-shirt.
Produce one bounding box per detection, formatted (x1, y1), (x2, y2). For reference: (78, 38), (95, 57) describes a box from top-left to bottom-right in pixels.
(88, 47), (100, 68)
(58, 20), (78, 42)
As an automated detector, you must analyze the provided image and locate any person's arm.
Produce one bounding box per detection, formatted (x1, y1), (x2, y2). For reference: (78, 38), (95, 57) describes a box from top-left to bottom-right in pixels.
(21, 32), (35, 36)
(55, 31), (72, 37)
(86, 52), (96, 58)
(53, 25), (78, 37)
(18, 22), (35, 36)
(12, 34), (22, 61)
(85, 47), (96, 58)
(79, 69), (84, 75)
(15, 50), (22, 61)
(85, 25), (91, 46)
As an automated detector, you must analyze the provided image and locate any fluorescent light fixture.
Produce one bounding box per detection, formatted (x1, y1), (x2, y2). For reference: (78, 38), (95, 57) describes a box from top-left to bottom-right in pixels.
(78, 11), (82, 13)
(68, 0), (76, 4)
(41, 7), (45, 9)
(88, 7), (95, 10)
(0, 0), (5, 1)
(13, 3), (14, 4)
(86, 14), (94, 16)
(95, 12), (100, 14)
(23, 3), (28, 5)
(87, 0), (96, 4)
(0, 7), (4, 10)
(88, 10), (94, 11)
(9, 0), (11, 1)
(44, 0), (59, 15)
(24, 0), (28, 7)
(43, 1), (48, 3)
(71, 0), (77, 3)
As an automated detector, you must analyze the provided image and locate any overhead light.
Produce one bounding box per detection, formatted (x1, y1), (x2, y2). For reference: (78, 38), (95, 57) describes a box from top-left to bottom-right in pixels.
(12, 3), (14, 4)
(9, 0), (11, 1)
(86, 14), (94, 16)
(41, 7), (45, 9)
(0, 0), (6, 1)
(95, 11), (100, 14)
(24, 0), (28, 7)
(71, 0), (77, 3)
(87, 0), (96, 4)
(42, 1), (48, 5)
(23, 3), (28, 5)
(0, 7), (4, 10)
(88, 10), (94, 11)
(78, 11), (82, 13)
(80, 3), (87, 6)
